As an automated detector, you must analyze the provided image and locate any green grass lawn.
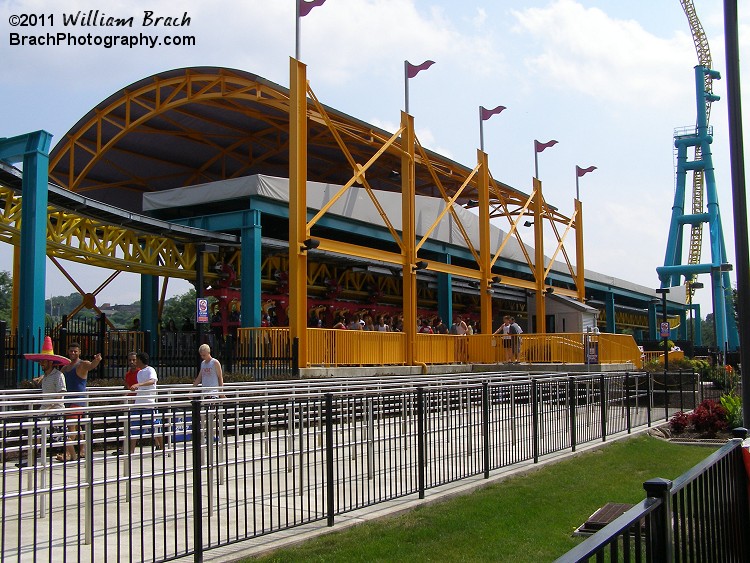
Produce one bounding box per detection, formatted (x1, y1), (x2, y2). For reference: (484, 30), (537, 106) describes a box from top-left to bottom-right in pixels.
(248, 436), (714, 562)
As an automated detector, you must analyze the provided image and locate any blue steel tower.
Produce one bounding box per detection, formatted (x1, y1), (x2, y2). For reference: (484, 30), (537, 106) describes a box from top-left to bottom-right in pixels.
(657, 65), (739, 354)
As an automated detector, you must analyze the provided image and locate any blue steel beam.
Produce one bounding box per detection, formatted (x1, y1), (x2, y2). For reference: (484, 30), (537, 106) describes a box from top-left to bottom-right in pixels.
(658, 66), (739, 351)
(141, 275), (159, 356)
(605, 292), (616, 333)
(0, 131), (52, 379)
(437, 254), (453, 329)
(241, 210), (262, 328)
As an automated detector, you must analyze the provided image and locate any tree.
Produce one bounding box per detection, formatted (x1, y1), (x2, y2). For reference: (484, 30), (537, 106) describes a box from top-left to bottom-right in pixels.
(0, 270), (11, 323)
(701, 313), (716, 348)
(162, 288), (197, 329)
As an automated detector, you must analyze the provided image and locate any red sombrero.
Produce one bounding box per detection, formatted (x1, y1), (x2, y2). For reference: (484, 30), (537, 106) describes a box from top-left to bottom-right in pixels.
(24, 336), (71, 365)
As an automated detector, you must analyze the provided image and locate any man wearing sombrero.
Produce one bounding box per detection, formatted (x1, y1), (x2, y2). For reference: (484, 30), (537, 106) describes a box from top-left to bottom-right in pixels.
(22, 337), (70, 465)
(26, 336), (70, 411)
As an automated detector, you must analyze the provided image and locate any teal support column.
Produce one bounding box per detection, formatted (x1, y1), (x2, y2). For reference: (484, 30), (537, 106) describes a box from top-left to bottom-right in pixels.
(605, 292), (616, 333)
(648, 302), (658, 340)
(437, 254), (452, 327)
(693, 304), (702, 345)
(140, 275), (159, 356)
(0, 131), (53, 380)
(241, 209), (262, 327)
(678, 310), (687, 340)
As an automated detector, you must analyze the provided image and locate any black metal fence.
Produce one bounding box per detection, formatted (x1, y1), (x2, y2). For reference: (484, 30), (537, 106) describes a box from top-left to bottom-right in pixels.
(0, 318), (297, 387)
(554, 427), (750, 562)
(0, 370), (729, 562)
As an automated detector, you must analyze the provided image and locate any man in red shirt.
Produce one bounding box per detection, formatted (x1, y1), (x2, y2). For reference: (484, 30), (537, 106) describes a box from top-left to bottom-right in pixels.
(112, 352), (139, 455)
(125, 351), (138, 392)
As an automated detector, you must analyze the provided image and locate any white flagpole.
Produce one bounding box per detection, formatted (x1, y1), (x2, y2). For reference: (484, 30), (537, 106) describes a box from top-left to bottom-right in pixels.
(295, 1), (301, 60)
(404, 61), (410, 114)
(479, 107), (485, 152)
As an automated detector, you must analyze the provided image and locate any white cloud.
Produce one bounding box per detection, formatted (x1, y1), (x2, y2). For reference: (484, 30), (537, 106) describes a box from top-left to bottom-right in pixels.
(511, 0), (694, 106)
(299, 0), (506, 86)
(363, 118), (453, 159)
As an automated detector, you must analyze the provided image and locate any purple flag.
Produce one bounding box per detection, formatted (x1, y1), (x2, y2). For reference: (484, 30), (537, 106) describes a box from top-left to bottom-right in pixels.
(534, 139), (558, 153)
(299, 0), (326, 17)
(406, 60), (435, 79)
(576, 165), (597, 177)
(480, 105), (506, 121)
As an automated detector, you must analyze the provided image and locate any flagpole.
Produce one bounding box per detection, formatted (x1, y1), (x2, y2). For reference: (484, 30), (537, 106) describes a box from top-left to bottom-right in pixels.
(534, 146), (539, 179)
(295, 1), (301, 60)
(575, 165), (596, 200)
(404, 61), (410, 114)
(479, 107), (485, 151)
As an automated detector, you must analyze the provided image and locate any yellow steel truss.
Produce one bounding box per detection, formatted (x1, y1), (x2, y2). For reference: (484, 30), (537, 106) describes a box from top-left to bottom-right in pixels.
(31, 62), (586, 360)
(289, 64), (583, 336)
(0, 183), (217, 280)
(49, 71), (294, 193)
(44, 65), (584, 304)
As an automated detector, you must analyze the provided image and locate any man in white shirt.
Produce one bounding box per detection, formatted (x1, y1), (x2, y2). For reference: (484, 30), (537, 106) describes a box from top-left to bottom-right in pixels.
(127, 352), (163, 453)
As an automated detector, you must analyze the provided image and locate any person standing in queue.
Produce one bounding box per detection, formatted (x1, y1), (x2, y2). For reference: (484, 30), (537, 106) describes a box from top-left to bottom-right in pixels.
(62, 342), (101, 460)
(124, 351), (139, 393)
(111, 352), (139, 456)
(509, 316), (524, 363)
(493, 316), (513, 363)
(22, 336), (70, 465)
(194, 344), (224, 398)
(128, 352), (163, 454)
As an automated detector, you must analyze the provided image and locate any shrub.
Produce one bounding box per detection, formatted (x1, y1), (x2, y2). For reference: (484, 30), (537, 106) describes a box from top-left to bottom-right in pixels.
(669, 411), (691, 434)
(702, 364), (739, 391)
(689, 399), (728, 436)
(720, 392), (743, 429)
(691, 359), (711, 376)
(670, 358), (695, 370)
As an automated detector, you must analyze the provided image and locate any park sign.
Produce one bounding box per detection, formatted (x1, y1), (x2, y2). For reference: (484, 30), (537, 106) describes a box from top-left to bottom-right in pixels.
(660, 322), (670, 339)
(196, 298), (209, 324)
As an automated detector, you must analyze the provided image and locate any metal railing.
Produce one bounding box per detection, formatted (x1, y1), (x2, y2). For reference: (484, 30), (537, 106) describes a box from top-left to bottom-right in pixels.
(0, 370), (709, 562)
(302, 330), (643, 368)
(1, 323), (297, 386)
(555, 428), (750, 562)
(643, 349), (686, 364)
(2, 321), (644, 387)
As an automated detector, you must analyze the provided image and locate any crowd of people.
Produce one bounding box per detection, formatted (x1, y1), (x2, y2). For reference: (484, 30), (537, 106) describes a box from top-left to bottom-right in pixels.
(24, 338), (225, 462)
(22, 307), (525, 463)
(310, 309), (484, 336)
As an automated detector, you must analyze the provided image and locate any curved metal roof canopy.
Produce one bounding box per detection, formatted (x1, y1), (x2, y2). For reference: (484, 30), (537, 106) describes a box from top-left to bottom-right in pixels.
(49, 66), (522, 213)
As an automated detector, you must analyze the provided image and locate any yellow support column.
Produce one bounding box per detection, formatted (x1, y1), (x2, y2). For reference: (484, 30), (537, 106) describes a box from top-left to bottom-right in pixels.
(289, 58), (309, 367)
(533, 177), (546, 334)
(575, 198), (585, 302)
(401, 112), (417, 365)
(478, 150), (492, 334)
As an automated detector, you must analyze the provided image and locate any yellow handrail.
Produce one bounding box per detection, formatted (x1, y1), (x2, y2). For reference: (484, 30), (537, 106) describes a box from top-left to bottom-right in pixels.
(237, 328), (643, 369)
(643, 350), (685, 366)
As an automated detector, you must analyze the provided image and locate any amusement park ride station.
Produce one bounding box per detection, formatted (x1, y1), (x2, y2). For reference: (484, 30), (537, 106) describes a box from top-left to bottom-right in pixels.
(0, 2), (741, 374)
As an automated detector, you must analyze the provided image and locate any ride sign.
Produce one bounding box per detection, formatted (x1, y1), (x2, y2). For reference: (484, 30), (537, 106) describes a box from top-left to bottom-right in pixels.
(660, 322), (670, 339)
(196, 297), (209, 324)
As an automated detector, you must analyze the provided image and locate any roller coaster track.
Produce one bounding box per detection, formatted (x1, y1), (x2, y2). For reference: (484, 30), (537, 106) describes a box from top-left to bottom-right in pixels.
(680, 0), (713, 294)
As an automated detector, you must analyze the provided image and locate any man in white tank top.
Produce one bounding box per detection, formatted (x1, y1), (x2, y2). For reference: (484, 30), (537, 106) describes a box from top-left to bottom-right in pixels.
(194, 343), (224, 398)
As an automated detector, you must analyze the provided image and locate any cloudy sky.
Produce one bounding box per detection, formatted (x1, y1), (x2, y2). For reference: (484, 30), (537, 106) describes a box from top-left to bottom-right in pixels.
(1, 0), (748, 316)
